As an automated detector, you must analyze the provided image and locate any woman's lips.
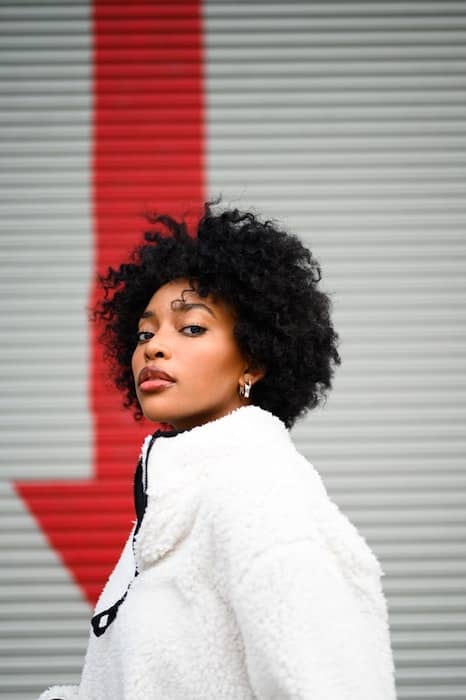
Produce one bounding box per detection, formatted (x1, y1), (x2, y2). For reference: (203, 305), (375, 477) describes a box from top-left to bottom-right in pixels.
(139, 378), (176, 393)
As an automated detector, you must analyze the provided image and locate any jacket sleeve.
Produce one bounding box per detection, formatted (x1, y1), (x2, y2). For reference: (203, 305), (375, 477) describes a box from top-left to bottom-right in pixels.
(230, 537), (395, 700)
(37, 685), (80, 700)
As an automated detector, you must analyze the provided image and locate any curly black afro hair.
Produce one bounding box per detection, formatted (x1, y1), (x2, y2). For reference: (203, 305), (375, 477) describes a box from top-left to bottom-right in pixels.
(92, 201), (341, 429)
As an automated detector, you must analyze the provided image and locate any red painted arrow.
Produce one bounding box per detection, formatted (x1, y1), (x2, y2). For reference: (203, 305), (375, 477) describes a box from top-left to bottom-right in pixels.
(15, 1), (205, 606)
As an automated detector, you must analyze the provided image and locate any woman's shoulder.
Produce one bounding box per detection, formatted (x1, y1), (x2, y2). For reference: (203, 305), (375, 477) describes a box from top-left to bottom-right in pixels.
(204, 441), (383, 585)
(206, 430), (327, 505)
(204, 441), (327, 557)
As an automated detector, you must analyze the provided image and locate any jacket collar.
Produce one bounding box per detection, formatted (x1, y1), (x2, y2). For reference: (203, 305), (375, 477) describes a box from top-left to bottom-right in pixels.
(140, 404), (290, 495)
(134, 405), (290, 570)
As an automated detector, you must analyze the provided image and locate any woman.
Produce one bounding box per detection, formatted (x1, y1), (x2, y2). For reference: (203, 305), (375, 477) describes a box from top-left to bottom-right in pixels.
(39, 203), (397, 699)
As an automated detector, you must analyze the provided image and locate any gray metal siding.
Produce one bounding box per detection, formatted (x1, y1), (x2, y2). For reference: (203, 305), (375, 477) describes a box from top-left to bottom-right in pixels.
(0, 2), (93, 698)
(0, 483), (90, 698)
(204, 2), (466, 699)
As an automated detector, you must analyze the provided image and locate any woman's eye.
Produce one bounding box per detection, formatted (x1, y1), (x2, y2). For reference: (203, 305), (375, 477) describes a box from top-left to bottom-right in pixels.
(136, 326), (206, 343)
(136, 330), (154, 344)
(181, 325), (206, 336)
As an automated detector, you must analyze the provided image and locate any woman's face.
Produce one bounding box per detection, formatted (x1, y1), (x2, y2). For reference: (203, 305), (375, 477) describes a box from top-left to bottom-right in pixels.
(131, 277), (261, 431)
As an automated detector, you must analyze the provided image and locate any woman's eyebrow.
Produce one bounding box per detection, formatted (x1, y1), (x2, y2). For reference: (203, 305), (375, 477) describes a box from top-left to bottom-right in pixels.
(140, 302), (217, 320)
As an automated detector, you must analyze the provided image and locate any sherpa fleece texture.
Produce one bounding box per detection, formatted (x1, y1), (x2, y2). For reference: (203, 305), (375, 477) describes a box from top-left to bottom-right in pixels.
(38, 404), (397, 700)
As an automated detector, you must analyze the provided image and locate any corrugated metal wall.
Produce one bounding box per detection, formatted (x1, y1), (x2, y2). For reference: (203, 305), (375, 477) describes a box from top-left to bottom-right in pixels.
(204, 2), (466, 699)
(0, 2), (93, 699)
(1, 1), (465, 699)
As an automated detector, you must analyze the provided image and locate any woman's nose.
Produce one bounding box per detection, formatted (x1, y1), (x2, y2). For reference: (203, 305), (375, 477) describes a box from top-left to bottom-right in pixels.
(143, 333), (171, 360)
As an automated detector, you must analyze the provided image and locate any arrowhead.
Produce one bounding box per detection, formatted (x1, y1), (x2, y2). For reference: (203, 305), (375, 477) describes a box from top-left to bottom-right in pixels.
(15, 407), (153, 607)
(15, 479), (134, 606)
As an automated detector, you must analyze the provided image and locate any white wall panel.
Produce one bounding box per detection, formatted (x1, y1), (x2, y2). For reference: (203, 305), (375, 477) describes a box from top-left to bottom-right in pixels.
(0, 2), (93, 698)
(0, 484), (90, 700)
(204, 2), (466, 699)
(0, 1), (92, 481)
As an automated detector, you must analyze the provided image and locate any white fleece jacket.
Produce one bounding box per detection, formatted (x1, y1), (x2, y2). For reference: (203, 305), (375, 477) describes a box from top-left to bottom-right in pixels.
(39, 405), (397, 700)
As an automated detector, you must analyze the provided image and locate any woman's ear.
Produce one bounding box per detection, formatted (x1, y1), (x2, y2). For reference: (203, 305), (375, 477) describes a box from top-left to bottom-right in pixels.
(245, 361), (267, 386)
